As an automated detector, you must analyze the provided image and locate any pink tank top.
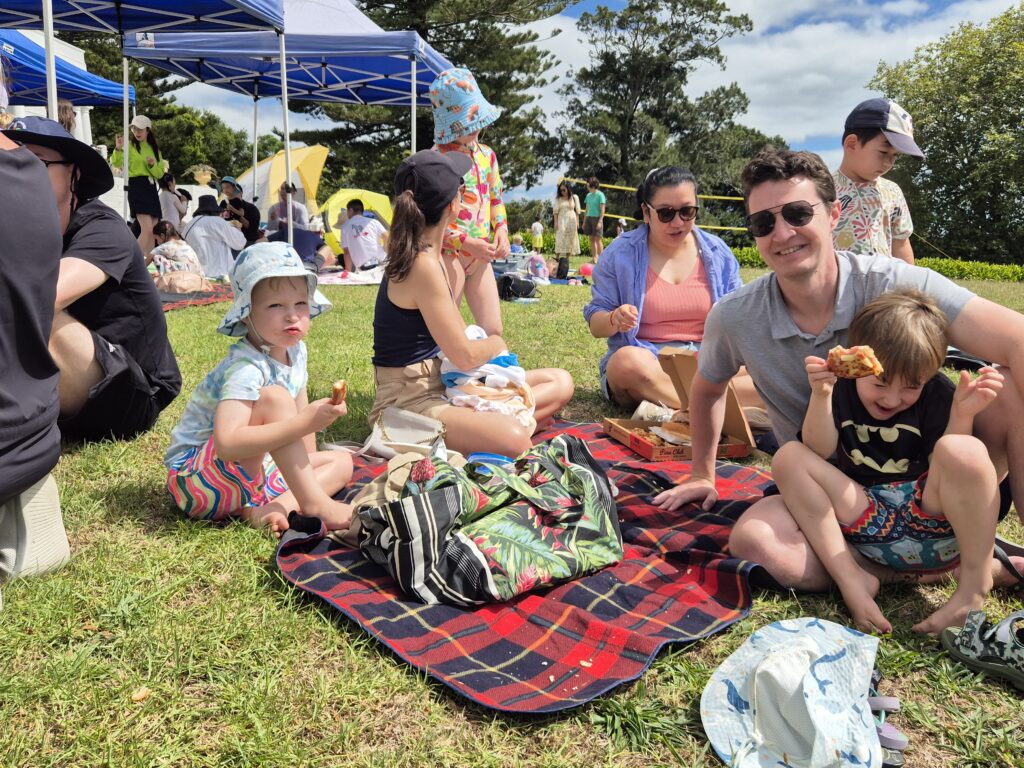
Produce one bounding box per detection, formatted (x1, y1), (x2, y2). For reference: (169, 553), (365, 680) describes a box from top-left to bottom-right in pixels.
(637, 259), (712, 343)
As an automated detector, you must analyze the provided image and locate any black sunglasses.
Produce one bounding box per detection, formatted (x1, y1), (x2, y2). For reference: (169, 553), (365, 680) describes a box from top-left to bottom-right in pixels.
(37, 157), (75, 169)
(646, 203), (699, 224)
(745, 200), (825, 237)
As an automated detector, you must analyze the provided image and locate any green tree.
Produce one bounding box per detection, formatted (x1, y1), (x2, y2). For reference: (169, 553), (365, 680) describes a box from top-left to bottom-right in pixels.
(871, 5), (1024, 263)
(291, 0), (569, 203)
(558, 0), (763, 192)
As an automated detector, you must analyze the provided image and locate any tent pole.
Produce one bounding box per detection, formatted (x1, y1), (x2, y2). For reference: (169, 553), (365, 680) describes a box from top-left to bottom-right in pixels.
(278, 31), (293, 243)
(410, 58), (417, 154)
(122, 56), (130, 221)
(42, 0), (58, 119)
(252, 96), (258, 195)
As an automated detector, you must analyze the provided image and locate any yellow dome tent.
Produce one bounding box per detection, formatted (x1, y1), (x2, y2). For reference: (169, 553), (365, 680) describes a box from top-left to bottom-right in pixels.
(322, 187), (393, 256)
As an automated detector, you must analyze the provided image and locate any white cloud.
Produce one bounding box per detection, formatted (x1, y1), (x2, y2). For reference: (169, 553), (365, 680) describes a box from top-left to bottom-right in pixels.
(174, 80), (335, 140)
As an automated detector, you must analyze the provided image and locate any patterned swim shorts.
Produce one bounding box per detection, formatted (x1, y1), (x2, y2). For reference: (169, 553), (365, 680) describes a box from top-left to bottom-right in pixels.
(166, 436), (288, 521)
(840, 472), (959, 573)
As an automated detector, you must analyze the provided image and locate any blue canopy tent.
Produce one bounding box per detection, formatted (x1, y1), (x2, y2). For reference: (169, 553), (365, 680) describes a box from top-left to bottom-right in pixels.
(0, 0), (283, 217)
(122, 1), (453, 238)
(0, 30), (135, 106)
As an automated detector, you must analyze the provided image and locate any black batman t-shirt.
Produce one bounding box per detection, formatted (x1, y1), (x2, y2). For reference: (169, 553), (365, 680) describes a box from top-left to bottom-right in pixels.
(831, 373), (954, 487)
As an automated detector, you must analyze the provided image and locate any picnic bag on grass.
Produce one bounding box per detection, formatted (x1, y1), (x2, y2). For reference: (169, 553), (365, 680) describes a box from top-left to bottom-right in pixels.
(354, 434), (623, 606)
(497, 273), (538, 301)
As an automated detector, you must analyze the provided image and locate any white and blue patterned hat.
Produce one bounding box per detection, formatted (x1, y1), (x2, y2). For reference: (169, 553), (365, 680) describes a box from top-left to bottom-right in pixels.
(701, 617), (881, 768)
(429, 67), (501, 145)
(218, 242), (332, 337)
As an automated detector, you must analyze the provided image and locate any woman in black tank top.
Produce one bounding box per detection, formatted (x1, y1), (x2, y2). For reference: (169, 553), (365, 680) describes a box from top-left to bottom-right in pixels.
(368, 151), (574, 459)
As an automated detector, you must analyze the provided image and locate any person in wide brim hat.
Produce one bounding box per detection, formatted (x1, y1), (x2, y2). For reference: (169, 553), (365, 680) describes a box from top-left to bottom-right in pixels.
(193, 194), (224, 217)
(1, 115), (113, 201)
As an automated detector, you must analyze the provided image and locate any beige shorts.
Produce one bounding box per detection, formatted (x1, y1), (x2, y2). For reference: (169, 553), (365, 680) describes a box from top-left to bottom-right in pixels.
(369, 358), (451, 428)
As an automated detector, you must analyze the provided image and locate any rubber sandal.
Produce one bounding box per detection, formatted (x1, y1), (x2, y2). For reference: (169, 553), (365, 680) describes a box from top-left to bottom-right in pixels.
(868, 695), (900, 713)
(995, 537), (1024, 591)
(876, 721), (909, 751)
(881, 747), (905, 768)
(941, 609), (1024, 692)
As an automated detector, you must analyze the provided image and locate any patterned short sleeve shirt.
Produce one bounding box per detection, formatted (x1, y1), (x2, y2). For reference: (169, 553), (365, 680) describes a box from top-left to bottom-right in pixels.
(832, 169), (913, 257)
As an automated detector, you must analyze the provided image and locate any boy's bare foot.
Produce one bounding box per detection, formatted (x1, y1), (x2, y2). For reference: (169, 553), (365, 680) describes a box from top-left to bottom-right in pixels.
(838, 569), (891, 633)
(240, 504), (290, 538)
(305, 500), (354, 531)
(913, 584), (987, 635)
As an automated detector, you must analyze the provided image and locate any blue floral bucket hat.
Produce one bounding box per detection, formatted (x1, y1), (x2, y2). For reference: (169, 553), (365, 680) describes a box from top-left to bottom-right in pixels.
(218, 242), (332, 337)
(701, 617), (881, 768)
(430, 67), (501, 145)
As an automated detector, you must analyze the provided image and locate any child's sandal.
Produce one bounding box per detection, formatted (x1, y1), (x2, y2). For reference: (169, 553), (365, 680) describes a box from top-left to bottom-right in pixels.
(941, 608), (1024, 692)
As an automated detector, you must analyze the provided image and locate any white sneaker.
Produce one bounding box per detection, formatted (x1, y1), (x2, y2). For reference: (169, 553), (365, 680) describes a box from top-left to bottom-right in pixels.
(0, 473), (70, 609)
(631, 400), (675, 422)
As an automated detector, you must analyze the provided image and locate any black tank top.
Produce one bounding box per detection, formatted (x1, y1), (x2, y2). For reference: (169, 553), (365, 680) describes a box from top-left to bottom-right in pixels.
(372, 277), (441, 367)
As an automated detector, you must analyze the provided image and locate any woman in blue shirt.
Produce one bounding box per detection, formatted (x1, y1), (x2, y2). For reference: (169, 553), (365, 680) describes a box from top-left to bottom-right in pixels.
(583, 166), (750, 411)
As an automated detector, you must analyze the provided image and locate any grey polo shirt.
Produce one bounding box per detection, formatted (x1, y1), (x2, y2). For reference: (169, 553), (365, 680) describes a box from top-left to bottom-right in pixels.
(698, 251), (974, 445)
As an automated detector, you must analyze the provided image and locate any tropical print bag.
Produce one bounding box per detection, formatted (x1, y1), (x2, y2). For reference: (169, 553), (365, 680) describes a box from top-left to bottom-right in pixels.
(355, 434), (623, 606)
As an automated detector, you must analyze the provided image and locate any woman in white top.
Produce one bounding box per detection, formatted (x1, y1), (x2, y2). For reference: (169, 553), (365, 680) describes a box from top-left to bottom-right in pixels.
(158, 172), (189, 228)
(182, 195), (246, 279)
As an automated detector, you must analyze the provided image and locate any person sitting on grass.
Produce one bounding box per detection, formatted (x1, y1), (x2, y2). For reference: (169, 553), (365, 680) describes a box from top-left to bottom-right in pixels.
(772, 289), (1020, 635)
(369, 150), (574, 459)
(164, 242), (354, 536)
(509, 233), (526, 255)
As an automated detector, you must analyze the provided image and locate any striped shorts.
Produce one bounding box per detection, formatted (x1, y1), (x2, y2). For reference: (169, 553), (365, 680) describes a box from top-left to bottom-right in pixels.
(166, 437), (287, 521)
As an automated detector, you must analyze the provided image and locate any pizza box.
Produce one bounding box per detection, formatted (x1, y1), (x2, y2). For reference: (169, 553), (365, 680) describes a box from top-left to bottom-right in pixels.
(601, 347), (756, 461)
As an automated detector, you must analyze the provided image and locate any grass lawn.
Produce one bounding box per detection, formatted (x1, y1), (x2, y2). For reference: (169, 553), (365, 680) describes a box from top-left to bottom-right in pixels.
(3, 263), (1023, 767)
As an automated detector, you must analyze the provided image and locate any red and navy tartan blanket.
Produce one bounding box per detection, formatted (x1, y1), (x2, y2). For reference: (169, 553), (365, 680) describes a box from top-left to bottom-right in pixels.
(275, 422), (772, 713)
(160, 283), (233, 312)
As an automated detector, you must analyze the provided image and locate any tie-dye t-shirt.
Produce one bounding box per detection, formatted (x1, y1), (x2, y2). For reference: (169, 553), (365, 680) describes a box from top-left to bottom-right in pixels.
(832, 169), (913, 257)
(436, 141), (508, 257)
(164, 339), (307, 467)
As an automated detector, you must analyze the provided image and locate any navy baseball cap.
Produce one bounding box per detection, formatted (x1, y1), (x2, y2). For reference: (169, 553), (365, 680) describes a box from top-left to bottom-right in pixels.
(1, 116), (114, 199)
(394, 150), (472, 216)
(844, 98), (924, 158)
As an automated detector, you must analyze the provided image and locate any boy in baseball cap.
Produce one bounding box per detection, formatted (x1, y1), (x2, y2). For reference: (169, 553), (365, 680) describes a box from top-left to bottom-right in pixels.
(833, 97), (924, 263)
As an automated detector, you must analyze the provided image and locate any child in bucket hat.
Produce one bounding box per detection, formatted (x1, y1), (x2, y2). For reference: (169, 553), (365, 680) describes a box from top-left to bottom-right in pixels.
(701, 617), (883, 768)
(163, 242), (355, 535)
(430, 66), (509, 337)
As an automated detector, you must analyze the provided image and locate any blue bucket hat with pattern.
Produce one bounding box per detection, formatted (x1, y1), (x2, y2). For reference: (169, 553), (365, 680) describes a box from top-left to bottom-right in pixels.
(429, 67), (501, 145)
(218, 242), (332, 337)
(701, 617), (882, 768)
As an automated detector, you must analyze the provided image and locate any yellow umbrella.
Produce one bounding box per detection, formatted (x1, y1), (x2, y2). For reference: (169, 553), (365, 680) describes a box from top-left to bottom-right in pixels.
(321, 187), (393, 256)
(236, 145), (329, 223)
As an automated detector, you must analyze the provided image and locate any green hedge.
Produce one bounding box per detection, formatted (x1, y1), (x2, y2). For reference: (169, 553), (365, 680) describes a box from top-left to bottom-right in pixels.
(516, 234), (1024, 283)
(732, 246), (1024, 282)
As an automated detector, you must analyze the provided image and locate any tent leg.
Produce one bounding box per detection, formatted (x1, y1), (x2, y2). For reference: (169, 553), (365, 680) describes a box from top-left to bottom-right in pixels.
(252, 97), (259, 202)
(43, 0), (58, 120)
(410, 58), (417, 154)
(278, 31), (293, 243)
(122, 56), (130, 221)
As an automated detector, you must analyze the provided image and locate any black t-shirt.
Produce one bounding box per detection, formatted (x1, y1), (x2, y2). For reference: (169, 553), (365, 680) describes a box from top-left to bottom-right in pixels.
(831, 373), (954, 487)
(0, 146), (62, 502)
(221, 197), (262, 245)
(62, 199), (182, 408)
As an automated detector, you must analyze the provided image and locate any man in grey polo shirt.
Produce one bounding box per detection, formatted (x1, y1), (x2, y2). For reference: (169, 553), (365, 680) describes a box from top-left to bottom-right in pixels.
(653, 148), (1024, 593)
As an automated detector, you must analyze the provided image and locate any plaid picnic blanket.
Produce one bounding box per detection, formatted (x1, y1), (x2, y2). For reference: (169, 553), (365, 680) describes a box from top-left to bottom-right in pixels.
(276, 421), (772, 713)
(160, 283), (233, 312)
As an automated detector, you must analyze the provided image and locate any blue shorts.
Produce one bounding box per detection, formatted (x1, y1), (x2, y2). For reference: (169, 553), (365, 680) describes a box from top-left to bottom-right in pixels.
(600, 339), (700, 402)
(840, 472), (959, 573)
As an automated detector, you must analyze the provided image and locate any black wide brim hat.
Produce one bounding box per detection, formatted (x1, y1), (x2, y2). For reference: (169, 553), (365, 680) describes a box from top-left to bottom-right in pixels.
(1, 116), (114, 200)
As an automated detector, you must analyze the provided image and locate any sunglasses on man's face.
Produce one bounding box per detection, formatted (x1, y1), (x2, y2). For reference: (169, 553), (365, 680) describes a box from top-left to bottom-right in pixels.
(646, 203), (699, 224)
(745, 200), (825, 238)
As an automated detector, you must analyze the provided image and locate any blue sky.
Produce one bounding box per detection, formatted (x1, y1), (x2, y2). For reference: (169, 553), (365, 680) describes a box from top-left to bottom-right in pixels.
(172, 0), (1016, 198)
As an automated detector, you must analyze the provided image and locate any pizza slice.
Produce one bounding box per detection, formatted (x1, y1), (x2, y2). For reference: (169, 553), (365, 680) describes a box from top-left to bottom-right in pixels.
(331, 379), (348, 405)
(826, 345), (884, 379)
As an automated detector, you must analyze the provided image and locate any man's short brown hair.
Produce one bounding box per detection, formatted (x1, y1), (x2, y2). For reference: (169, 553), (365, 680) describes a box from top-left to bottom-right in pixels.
(740, 147), (837, 208)
(848, 289), (949, 385)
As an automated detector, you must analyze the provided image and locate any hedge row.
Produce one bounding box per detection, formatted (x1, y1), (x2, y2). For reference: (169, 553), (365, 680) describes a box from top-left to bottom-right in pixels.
(516, 233), (1024, 283)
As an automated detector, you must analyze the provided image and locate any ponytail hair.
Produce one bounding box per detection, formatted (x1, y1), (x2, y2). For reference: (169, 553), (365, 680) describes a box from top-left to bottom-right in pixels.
(385, 190), (428, 283)
(633, 165), (698, 219)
